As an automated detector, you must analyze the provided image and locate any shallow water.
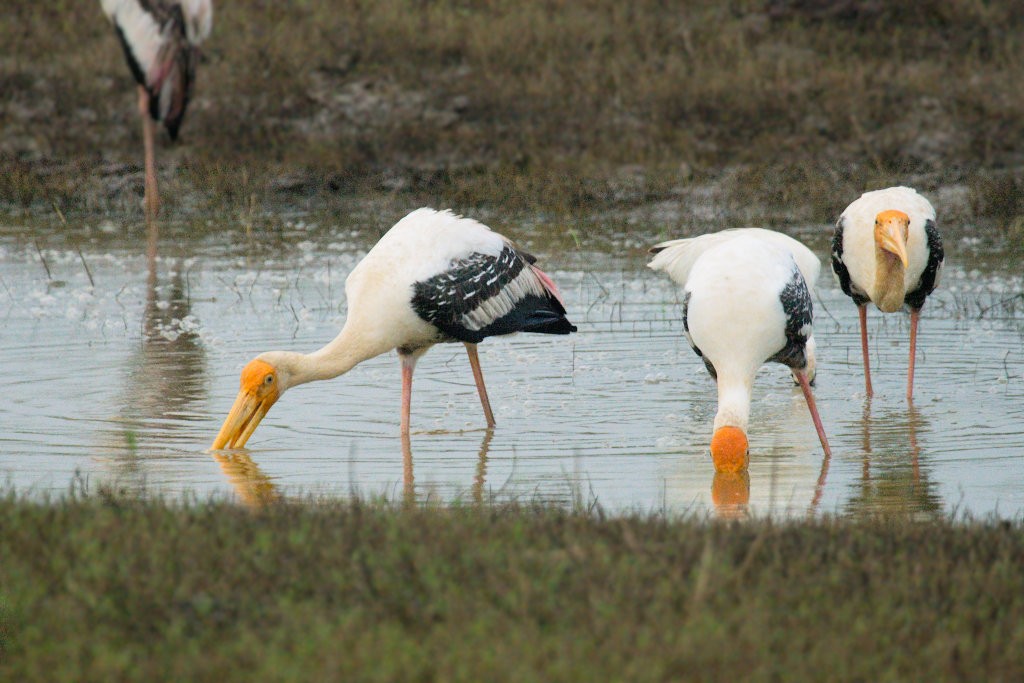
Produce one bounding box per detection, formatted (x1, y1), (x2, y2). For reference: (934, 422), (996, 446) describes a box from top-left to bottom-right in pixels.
(2, 212), (1022, 518)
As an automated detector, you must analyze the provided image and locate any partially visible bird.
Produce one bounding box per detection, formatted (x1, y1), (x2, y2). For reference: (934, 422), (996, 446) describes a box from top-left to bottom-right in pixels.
(212, 208), (577, 449)
(649, 229), (831, 472)
(100, 0), (213, 220)
(831, 186), (943, 400)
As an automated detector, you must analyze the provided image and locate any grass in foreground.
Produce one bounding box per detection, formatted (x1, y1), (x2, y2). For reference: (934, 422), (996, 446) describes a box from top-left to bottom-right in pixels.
(2, 493), (1023, 681)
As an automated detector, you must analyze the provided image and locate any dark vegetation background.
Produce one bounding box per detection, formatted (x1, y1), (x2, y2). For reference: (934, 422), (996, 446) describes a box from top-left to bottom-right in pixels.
(2, 0), (1022, 235)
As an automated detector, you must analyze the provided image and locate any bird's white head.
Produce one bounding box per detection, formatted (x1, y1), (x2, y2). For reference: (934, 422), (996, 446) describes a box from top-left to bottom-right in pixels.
(710, 426), (749, 473)
(874, 209), (910, 268)
(211, 355), (289, 450)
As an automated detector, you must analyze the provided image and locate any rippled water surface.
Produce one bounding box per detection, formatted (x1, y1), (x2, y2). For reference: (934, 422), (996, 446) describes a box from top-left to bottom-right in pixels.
(2, 212), (1022, 517)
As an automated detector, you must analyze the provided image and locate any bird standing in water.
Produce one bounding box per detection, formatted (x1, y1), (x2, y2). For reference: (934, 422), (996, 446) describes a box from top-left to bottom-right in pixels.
(649, 229), (831, 472)
(831, 186), (943, 400)
(212, 208), (577, 449)
(100, 0), (213, 221)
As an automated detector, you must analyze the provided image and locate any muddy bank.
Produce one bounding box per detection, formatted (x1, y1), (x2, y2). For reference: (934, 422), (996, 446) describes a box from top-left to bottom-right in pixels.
(2, 1), (1022, 239)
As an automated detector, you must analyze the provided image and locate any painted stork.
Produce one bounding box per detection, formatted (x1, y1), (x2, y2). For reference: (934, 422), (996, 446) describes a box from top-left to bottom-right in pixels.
(649, 229), (831, 472)
(100, 0), (213, 220)
(831, 186), (943, 400)
(212, 208), (577, 449)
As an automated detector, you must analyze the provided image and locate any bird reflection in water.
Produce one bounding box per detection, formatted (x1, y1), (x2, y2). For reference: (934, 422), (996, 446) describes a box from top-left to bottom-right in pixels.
(808, 432), (833, 516)
(706, 388), (834, 519)
(712, 471), (750, 519)
(400, 428), (495, 504)
(135, 232), (206, 429)
(213, 427), (496, 508)
(846, 398), (939, 516)
(106, 222), (207, 482)
(211, 449), (281, 508)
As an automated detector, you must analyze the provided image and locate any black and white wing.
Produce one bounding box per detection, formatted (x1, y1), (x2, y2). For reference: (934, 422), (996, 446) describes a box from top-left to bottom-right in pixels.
(830, 216), (870, 306)
(410, 244), (576, 344)
(102, 0), (212, 138)
(768, 264), (814, 371)
(904, 219), (944, 310)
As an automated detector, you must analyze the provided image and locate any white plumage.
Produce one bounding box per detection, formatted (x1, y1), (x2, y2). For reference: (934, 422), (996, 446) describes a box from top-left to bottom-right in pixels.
(649, 227), (821, 291)
(831, 186), (944, 399)
(101, 0), (213, 219)
(650, 230), (831, 472)
(101, 0), (212, 78)
(343, 208), (553, 350)
(834, 187), (938, 305)
(212, 209), (575, 449)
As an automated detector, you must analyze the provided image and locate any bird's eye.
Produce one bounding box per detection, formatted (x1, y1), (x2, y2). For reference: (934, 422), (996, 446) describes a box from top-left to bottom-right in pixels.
(265, 375), (274, 385)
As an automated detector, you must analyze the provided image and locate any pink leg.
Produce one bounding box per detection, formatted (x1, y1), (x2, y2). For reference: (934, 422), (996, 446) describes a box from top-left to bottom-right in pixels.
(858, 304), (873, 397)
(138, 86), (159, 222)
(907, 308), (920, 401)
(465, 343), (496, 428)
(796, 370), (831, 458)
(400, 354), (417, 436)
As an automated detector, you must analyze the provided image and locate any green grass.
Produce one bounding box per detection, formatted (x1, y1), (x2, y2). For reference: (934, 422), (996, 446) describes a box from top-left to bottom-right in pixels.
(2, 0), (1023, 228)
(2, 493), (1023, 681)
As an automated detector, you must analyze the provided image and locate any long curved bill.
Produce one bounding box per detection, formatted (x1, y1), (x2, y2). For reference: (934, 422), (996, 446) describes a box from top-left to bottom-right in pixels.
(878, 222), (910, 267)
(795, 371), (832, 458)
(211, 391), (276, 450)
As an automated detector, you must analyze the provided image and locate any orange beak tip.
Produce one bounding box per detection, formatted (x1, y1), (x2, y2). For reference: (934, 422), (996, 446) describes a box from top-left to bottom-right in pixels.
(211, 389), (276, 452)
(710, 426), (750, 473)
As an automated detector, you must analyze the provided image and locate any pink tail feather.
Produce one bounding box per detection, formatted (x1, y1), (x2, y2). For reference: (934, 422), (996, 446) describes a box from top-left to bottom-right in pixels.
(531, 264), (566, 306)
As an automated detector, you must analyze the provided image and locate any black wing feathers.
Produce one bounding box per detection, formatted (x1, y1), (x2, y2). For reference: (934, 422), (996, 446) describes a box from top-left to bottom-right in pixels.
(768, 267), (813, 370)
(111, 0), (198, 139)
(831, 216), (870, 306)
(904, 219), (943, 310)
(411, 245), (576, 344)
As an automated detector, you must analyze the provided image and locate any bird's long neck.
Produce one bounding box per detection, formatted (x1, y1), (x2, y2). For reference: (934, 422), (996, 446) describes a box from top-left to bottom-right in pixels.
(713, 371), (754, 433)
(284, 322), (387, 388)
(873, 248), (906, 313)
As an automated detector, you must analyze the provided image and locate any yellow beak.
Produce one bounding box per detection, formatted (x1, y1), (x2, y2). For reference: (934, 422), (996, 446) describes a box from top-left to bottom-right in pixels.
(211, 390), (277, 450)
(878, 222), (910, 268)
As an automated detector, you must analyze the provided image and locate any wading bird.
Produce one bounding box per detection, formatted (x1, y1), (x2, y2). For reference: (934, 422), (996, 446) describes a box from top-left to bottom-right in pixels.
(212, 208), (577, 449)
(649, 229), (831, 472)
(100, 0), (213, 220)
(831, 187), (943, 400)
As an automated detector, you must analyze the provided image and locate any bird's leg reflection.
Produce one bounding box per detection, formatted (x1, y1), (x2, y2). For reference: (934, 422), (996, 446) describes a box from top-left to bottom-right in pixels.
(712, 470), (750, 519)
(472, 427), (495, 505)
(104, 221), (206, 488)
(860, 397), (873, 485)
(212, 450), (281, 508)
(808, 438), (833, 516)
(908, 402), (921, 485)
(145, 202), (158, 279)
(401, 430), (415, 504)
(847, 396), (937, 515)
